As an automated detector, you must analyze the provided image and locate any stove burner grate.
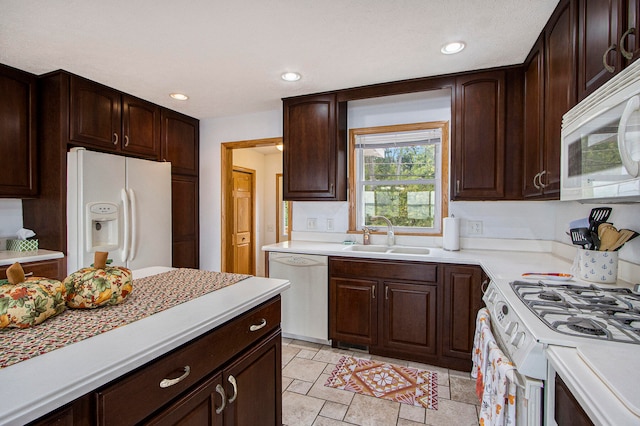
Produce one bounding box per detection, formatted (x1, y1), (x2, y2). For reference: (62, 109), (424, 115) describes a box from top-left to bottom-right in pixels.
(538, 291), (562, 302)
(566, 317), (606, 336)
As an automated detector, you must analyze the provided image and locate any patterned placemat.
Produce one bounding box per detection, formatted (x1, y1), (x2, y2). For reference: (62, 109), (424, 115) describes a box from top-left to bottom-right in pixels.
(325, 356), (438, 410)
(0, 268), (249, 368)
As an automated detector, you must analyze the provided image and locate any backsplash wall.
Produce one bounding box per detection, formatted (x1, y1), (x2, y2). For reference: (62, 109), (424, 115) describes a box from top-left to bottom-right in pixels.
(290, 200), (640, 264)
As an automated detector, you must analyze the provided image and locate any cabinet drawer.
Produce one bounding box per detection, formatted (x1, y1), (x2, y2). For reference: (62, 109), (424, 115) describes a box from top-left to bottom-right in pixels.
(0, 258), (66, 281)
(330, 258), (438, 283)
(95, 296), (280, 425)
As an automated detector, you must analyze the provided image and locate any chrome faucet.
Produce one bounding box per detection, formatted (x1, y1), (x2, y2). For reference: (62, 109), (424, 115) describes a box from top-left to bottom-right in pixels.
(371, 216), (395, 246)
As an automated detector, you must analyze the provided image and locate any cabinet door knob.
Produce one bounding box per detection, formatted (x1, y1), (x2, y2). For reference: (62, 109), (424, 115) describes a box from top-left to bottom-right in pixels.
(215, 383), (227, 414)
(227, 375), (238, 403)
(603, 44), (617, 73)
(113, 133), (119, 145)
(124, 135), (130, 147)
(159, 365), (191, 388)
(249, 318), (267, 332)
(620, 27), (636, 60)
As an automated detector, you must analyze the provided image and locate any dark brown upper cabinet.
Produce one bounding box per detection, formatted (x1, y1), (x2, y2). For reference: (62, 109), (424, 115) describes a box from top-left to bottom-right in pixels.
(577, 0), (622, 99)
(0, 64), (38, 198)
(523, 35), (547, 198)
(161, 108), (199, 176)
(283, 93), (347, 201)
(452, 70), (506, 200)
(543, 0), (577, 197)
(70, 75), (161, 159)
(577, 0), (640, 100)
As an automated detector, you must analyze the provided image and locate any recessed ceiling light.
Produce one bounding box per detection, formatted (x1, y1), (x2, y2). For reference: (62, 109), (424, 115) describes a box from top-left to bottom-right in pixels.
(170, 93), (189, 100)
(440, 41), (465, 55)
(281, 72), (301, 82)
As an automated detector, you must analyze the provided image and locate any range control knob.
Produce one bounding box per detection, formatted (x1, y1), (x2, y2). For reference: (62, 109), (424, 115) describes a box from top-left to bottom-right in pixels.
(505, 321), (518, 336)
(511, 331), (526, 348)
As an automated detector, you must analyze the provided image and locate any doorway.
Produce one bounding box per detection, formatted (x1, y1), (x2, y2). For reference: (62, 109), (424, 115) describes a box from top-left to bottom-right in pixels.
(221, 137), (283, 273)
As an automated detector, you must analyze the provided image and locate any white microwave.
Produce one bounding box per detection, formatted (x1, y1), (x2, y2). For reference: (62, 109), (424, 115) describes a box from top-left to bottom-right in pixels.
(561, 60), (640, 203)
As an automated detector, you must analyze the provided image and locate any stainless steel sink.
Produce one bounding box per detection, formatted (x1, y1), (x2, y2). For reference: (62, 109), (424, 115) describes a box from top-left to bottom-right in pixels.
(343, 245), (431, 255)
(388, 246), (431, 255)
(343, 245), (389, 253)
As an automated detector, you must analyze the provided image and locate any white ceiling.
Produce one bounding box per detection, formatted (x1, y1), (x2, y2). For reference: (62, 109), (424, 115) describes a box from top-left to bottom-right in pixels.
(1, 0), (559, 120)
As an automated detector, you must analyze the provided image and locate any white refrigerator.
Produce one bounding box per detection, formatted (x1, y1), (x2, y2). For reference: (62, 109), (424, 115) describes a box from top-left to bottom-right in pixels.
(67, 147), (172, 274)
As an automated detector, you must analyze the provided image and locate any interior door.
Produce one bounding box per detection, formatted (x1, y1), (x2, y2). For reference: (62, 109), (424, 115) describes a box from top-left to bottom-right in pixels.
(232, 168), (255, 275)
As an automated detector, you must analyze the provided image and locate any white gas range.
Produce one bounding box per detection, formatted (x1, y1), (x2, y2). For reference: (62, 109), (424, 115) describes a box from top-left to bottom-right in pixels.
(483, 277), (640, 425)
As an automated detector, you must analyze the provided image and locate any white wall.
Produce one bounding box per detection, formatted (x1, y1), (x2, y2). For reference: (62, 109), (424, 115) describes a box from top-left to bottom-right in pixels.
(199, 110), (282, 272)
(0, 199), (23, 238)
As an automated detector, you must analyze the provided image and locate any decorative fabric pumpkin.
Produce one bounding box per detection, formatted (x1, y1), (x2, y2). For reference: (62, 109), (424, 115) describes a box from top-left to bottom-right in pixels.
(0, 262), (66, 329)
(64, 252), (133, 309)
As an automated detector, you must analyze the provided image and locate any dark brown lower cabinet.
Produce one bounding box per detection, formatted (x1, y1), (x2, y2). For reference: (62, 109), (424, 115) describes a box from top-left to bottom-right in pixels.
(329, 276), (378, 346)
(29, 297), (282, 426)
(555, 374), (594, 426)
(0, 258), (66, 281)
(329, 257), (484, 371)
(381, 281), (437, 358)
(145, 331), (281, 426)
(441, 265), (486, 371)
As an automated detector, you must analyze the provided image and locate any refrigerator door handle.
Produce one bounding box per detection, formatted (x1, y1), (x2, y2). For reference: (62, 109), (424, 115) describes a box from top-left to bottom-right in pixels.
(128, 188), (138, 261)
(121, 188), (130, 262)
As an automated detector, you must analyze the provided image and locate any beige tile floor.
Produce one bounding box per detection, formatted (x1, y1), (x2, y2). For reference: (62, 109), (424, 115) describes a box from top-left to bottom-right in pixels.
(281, 338), (480, 426)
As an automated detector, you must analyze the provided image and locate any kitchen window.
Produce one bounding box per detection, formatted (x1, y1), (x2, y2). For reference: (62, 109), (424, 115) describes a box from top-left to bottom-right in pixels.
(349, 121), (449, 235)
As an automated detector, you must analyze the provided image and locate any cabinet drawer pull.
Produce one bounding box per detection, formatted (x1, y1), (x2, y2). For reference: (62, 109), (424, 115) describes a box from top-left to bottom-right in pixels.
(215, 383), (227, 414)
(372, 285), (376, 299)
(385, 285), (389, 300)
(228, 375), (238, 403)
(456, 179), (460, 193)
(24, 272), (34, 277)
(621, 27), (636, 60)
(159, 366), (191, 388)
(603, 44), (617, 73)
(249, 318), (267, 332)
(113, 133), (118, 145)
(124, 135), (130, 147)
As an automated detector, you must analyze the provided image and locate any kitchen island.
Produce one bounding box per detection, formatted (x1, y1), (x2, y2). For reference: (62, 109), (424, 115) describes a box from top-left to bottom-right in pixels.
(0, 266), (289, 425)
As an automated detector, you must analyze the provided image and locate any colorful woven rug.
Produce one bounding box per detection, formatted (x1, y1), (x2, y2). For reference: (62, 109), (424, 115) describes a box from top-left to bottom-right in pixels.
(0, 268), (249, 368)
(325, 356), (438, 410)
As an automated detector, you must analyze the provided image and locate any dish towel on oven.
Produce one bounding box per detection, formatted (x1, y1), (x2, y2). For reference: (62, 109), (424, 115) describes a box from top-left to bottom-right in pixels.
(471, 308), (518, 426)
(471, 308), (492, 398)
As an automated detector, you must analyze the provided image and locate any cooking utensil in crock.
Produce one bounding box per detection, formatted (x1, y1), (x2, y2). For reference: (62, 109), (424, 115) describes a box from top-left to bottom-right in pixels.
(570, 227), (593, 249)
(588, 207), (612, 226)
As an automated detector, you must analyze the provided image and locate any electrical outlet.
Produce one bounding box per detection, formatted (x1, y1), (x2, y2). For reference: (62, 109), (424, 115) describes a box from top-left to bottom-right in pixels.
(468, 220), (483, 235)
(306, 218), (317, 229)
(326, 218), (334, 231)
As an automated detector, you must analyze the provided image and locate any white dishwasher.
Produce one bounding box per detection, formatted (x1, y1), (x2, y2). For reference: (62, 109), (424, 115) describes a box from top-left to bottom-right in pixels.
(268, 252), (329, 344)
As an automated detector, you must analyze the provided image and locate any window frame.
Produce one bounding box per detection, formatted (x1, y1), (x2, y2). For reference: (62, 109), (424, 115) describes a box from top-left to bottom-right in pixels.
(348, 121), (449, 236)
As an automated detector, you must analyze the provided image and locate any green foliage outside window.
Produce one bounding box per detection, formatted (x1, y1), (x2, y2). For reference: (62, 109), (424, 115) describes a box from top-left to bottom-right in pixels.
(361, 144), (438, 229)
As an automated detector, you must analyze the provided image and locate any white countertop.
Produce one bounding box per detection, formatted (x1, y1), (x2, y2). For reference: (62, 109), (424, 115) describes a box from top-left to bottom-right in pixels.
(547, 344), (640, 426)
(0, 266), (290, 426)
(0, 249), (64, 266)
(264, 240), (640, 424)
